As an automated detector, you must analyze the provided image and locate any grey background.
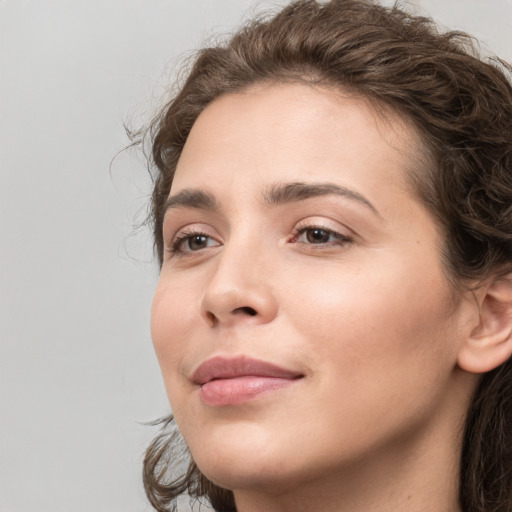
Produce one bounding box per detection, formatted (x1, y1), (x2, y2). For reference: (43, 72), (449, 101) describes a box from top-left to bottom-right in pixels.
(1, 1), (511, 511)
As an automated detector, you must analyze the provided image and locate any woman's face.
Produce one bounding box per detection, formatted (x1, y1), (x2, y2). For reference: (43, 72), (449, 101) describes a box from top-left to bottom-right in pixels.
(151, 84), (471, 496)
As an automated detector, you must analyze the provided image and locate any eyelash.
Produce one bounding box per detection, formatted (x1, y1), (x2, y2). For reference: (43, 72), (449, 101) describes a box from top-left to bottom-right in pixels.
(290, 225), (353, 247)
(166, 223), (353, 258)
(167, 229), (218, 256)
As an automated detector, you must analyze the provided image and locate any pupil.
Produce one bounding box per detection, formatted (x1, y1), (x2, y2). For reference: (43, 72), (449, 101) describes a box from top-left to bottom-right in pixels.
(190, 235), (207, 250)
(307, 229), (329, 243)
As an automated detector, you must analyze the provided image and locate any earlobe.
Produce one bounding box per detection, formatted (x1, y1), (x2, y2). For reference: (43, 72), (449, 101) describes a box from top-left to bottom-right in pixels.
(457, 273), (512, 374)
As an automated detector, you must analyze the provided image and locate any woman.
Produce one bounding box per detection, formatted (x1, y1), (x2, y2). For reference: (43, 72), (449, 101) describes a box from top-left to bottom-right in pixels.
(140, 1), (512, 511)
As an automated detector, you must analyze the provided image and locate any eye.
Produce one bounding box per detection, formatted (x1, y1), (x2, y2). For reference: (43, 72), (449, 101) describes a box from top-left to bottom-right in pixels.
(291, 225), (353, 246)
(169, 230), (221, 255)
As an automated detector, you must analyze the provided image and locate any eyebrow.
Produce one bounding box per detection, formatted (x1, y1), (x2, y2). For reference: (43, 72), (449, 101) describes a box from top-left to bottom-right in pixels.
(263, 182), (380, 216)
(163, 181), (380, 218)
(163, 189), (218, 214)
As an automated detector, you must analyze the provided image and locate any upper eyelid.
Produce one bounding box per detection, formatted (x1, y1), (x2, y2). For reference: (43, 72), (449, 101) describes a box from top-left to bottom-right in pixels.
(163, 209), (227, 236)
(292, 225), (354, 244)
(295, 225), (348, 235)
(294, 217), (356, 236)
(178, 226), (217, 238)
(165, 221), (218, 237)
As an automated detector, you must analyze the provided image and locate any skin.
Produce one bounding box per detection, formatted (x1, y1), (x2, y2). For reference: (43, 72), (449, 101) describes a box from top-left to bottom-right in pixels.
(151, 83), (482, 512)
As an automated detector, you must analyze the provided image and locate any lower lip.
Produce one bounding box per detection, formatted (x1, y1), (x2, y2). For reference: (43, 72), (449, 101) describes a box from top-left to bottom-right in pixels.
(199, 376), (299, 406)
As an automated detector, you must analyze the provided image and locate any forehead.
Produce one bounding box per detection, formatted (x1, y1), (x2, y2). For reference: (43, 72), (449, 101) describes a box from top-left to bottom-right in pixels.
(172, 83), (422, 205)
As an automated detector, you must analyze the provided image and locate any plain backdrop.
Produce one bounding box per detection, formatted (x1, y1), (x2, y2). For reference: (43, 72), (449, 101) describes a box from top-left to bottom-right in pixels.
(1, 1), (511, 511)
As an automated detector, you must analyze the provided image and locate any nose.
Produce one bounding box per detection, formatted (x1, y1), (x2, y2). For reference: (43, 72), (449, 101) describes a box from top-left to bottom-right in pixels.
(200, 242), (279, 328)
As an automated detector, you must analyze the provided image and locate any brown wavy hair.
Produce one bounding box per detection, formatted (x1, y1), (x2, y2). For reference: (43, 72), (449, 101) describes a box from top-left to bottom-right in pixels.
(138, 1), (512, 511)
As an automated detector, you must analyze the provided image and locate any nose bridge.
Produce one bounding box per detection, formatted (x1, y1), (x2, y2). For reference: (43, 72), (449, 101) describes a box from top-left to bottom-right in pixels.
(200, 230), (278, 326)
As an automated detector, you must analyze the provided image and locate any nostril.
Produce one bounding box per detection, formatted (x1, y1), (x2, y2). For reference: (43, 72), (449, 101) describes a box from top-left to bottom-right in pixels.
(234, 306), (257, 316)
(205, 311), (217, 326)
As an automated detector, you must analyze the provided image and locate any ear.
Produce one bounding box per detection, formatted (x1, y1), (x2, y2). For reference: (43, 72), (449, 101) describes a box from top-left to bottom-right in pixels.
(457, 273), (512, 374)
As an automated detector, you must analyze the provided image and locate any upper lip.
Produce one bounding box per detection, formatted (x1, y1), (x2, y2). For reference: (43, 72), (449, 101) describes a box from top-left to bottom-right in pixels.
(191, 355), (303, 385)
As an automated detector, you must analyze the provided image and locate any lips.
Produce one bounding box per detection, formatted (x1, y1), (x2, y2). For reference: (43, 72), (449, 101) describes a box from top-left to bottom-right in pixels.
(192, 356), (303, 406)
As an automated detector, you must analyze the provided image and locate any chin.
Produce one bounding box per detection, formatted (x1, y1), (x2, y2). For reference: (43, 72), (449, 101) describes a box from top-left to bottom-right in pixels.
(195, 452), (305, 495)
(184, 421), (301, 491)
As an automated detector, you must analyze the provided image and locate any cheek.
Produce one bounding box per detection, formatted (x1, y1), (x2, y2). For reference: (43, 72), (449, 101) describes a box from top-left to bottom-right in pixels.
(286, 255), (457, 388)
(150, 279), (198, 397)
(277, 261), (459, 459)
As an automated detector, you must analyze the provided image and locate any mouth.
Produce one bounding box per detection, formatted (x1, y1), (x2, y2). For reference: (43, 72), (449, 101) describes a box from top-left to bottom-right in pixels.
(192, 355), (304, 407)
